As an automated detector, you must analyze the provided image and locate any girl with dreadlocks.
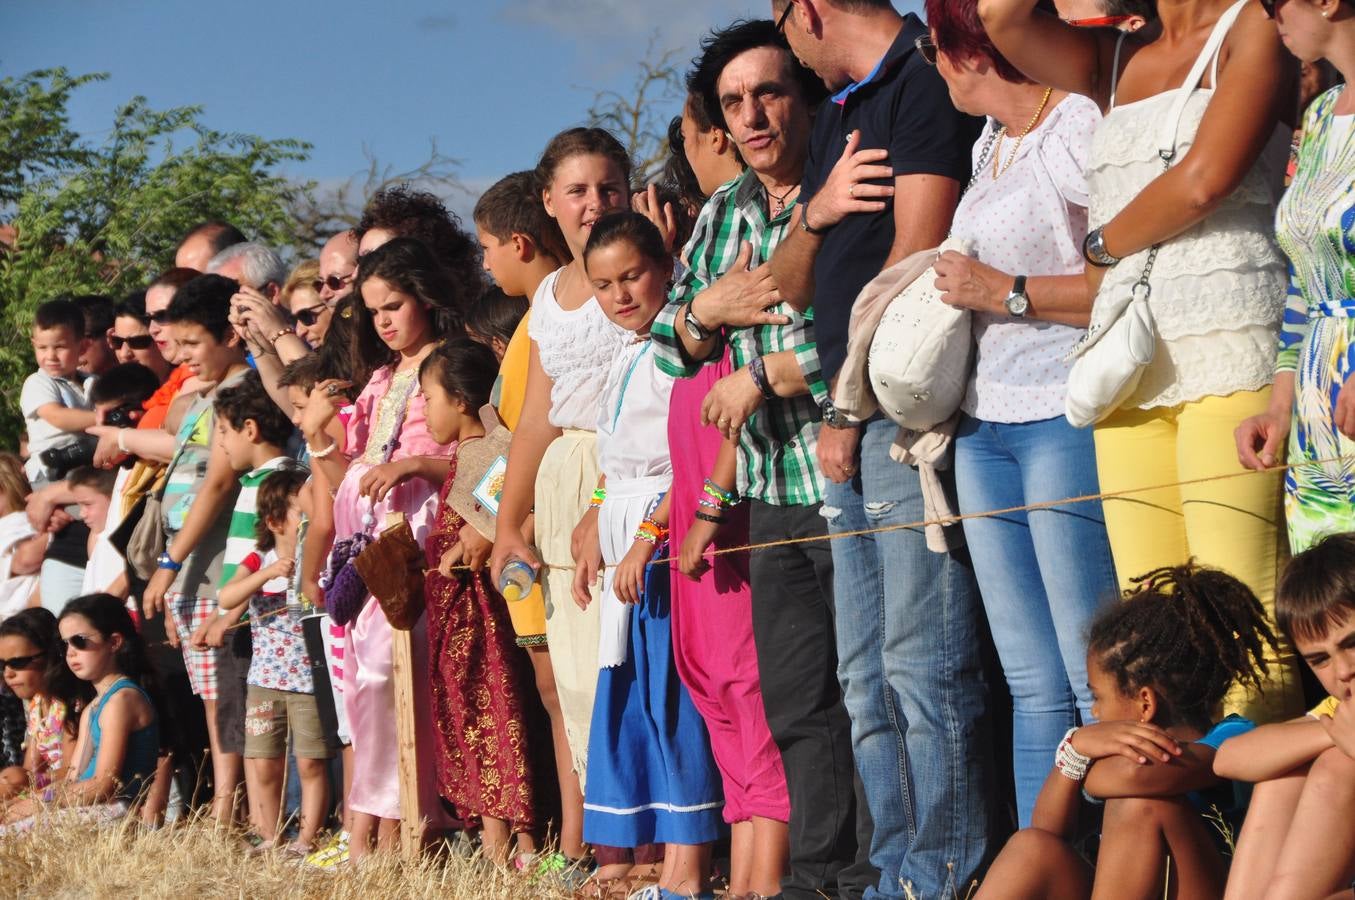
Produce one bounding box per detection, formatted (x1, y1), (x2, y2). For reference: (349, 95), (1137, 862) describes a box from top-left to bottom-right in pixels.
(976, 563), (1278, 900)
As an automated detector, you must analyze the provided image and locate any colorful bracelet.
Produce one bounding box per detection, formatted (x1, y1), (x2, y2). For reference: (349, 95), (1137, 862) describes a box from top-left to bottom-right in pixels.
(1054, 727), (1091, 782)
(697, 496), (724, 511)
(748, 355), (776, 400)
(694, 510), (726, 525)
(702, 479), (738, 508)
(589, 487), (607, 509)
(634, 517), (668, 545)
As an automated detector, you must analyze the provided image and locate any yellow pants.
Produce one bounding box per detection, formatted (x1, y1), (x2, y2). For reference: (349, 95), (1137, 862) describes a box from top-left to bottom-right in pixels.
(1093, 388), (1302, 723)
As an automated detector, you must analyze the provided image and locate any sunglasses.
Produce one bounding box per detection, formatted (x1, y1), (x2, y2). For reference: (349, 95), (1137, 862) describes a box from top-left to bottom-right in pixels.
(776, 2), (793, 32)
(148, 310), (172, 324)
(62, 633), (101, 651)
(293, 305), (330, 327)
(0, 654), (42, 672)
(315, 272), (355, 293)
(915, 34), (938, 66)
(1258, 0), (1279, 16)
(108, 334), (156, 351)
(1065, 13), (1138, 25)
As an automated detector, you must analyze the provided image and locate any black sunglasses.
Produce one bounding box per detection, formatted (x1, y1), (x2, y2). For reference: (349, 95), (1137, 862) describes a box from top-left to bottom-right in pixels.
(0, 654), (42, 672)
(148, 310), (172, 324)
(62, 633), (100, 651)
(293, 305), (330, 327)
(776, 2), (794, 32)
(316, 272), (355, 293)
(1258, 0), (1277, 16)
(108, 334), (156, 351)
(915, 35), (938, 66)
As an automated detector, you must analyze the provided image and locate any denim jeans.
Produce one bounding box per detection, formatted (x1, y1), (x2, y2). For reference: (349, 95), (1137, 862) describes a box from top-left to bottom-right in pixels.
(954, 414), (1119, 827)
(823, 417), (991, 899)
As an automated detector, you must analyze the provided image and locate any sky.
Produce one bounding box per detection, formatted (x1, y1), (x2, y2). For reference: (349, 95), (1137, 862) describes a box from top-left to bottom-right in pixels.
(5, 0), (815, 224)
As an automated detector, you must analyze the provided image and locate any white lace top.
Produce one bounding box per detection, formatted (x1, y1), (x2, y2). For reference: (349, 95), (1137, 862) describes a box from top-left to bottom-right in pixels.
(1089, 85), (1290, 409)
(527, 268), (632, 430)
(954, 94), (1100, 423)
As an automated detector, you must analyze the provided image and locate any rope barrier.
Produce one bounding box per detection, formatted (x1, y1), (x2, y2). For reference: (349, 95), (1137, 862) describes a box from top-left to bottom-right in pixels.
(147, 451), (1353, 644)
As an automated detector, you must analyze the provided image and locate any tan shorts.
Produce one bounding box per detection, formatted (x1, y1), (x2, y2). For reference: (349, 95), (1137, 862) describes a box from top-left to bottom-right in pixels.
(243, 686), (335, 760)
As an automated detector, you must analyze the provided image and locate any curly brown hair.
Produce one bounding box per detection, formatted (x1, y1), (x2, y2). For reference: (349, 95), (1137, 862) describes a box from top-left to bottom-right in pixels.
(1089, 563), (1278, 731)
(355, 184), (484, 301)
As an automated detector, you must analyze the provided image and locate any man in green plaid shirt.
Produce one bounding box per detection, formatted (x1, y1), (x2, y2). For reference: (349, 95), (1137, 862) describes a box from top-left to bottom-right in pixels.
(651, 20), (874, 899)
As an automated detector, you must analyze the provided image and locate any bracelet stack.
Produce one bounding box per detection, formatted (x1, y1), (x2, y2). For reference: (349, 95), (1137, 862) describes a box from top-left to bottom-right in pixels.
(696, 479), (738, 525)
(1054, 727), (1092, 782)
(634, 517), (668, 545)
(589, 487), (607, 509)
(748, 356), (776, 400)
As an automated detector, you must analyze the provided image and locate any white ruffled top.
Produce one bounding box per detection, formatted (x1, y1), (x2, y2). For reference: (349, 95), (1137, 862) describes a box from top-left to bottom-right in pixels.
(1088, 89), (1290, 409)
(528, 267), (633, 430)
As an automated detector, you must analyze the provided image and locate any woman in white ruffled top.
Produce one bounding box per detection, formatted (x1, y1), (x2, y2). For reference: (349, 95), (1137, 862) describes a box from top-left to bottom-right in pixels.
(980, 0), (1303, 722)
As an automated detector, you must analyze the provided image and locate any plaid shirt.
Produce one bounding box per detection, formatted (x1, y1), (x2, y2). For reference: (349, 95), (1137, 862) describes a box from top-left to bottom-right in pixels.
(653, 170), (828, 507)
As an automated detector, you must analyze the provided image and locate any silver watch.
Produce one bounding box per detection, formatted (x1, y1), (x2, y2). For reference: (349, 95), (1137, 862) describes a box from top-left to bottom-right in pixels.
(820, 398), (855, 429)
(1082, 227), (1119, 268)
(683, 302), (713, 341)
(1004, 275), (1029, 318)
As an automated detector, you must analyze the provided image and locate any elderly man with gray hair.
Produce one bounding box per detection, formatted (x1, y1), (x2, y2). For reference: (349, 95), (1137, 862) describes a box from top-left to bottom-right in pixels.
(207, 241), (288, 304)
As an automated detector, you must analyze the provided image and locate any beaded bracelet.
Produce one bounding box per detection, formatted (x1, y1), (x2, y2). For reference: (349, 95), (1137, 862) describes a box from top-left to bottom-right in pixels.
(589, 487), (607, 509)
(702, 479), (738, 508)
(307, 440), (337, 459)
(697, 496), (724, 512)
(634, 517), (668, 545)
(1054, 727), (1091, 782)
(694, 510), (726, 525)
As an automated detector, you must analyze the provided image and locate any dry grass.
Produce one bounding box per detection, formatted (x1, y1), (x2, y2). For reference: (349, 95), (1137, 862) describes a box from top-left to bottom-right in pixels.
(0, 814), (582, 899)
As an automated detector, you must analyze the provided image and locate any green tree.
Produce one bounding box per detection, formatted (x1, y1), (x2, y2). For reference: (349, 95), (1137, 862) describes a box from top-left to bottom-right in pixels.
(0, 67), (310, 450)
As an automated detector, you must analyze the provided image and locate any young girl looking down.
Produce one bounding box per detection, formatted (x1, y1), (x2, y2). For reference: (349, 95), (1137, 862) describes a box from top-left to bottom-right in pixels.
(977, 564), (1278, 900)
(2, 593), (159, 830)
(573, 212), (722, 899)
(0, 608), (84, 801)
(301, 236), (461, 859)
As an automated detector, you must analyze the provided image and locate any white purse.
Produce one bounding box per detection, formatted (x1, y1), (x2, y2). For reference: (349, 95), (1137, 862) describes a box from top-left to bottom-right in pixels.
(1064, 0), (1248, 428)
(868, 236), (976, 431)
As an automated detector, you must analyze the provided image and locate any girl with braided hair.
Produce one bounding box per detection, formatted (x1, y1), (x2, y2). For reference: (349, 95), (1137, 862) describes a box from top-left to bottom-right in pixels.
(977, 562), (1278, 899)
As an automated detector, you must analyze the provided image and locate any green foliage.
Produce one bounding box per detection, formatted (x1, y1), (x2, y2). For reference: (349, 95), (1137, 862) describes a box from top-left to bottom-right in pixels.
(0, 67), (312, 450)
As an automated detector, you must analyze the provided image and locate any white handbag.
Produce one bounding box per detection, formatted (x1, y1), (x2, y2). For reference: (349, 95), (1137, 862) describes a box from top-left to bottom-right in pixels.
(1064, 0), (1248, 428)
(868, 236), (976, 431)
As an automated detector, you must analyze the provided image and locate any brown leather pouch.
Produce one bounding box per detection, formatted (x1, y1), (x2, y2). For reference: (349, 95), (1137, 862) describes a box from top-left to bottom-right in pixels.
(354, 518), (425, 630)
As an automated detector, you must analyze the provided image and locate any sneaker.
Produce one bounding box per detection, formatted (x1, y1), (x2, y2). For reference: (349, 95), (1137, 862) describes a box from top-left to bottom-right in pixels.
(304, 831), (350, 869)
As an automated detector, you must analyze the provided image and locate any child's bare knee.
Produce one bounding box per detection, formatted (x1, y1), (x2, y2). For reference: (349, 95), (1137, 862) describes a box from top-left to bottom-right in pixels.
(1311, 745), (1355, 781)
(1105, 795), (1184, 830)
(1005, 827), (1067, 857)
(295, 757), (327, 777)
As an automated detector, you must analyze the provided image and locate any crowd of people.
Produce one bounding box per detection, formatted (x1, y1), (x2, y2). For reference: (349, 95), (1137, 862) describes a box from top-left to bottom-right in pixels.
(0, 0), (1354, 897)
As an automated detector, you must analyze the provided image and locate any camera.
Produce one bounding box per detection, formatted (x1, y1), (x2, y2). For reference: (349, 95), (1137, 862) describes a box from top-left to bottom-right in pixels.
(102, 403), (141, 430)
(39, 438), (96, 481)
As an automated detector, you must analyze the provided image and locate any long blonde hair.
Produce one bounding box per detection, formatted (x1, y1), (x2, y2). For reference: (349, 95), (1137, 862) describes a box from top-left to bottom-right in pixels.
(0, 453), (31, 515)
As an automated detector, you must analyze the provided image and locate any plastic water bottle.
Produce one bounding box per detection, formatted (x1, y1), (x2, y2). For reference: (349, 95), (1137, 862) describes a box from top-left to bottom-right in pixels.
(497, 557), (537, 602)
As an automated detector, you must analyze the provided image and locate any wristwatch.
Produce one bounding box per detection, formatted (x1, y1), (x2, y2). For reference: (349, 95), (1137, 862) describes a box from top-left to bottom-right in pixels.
(820, 398), (855, 429)
(683, 302), (714, 341)
(1005, 275), (1030, 318)
(799, 200), (831, 236)
(1082, 227), (1120, 268)
(156, 552), (182, 573)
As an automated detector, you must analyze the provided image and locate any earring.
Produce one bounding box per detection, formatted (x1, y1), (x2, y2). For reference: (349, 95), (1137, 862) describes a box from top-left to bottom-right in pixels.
(1323, 8), (1331, 16)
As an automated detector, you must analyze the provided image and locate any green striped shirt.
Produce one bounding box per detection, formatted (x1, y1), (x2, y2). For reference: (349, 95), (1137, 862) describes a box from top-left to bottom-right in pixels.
(652, 170), (828, 506)
(219, 457), (299, 589)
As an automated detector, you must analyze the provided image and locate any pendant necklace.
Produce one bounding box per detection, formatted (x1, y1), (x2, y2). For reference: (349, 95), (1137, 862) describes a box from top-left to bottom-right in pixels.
(768, 183), (800, 217)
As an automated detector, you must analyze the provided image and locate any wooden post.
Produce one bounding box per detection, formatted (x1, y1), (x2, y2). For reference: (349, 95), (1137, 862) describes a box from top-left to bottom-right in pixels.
(385, 512), (424, 860)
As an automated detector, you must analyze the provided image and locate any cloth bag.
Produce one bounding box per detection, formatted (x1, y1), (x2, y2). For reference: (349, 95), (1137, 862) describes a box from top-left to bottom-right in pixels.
(353, 516), (425, 631)
(1064, 0), (1248, 427)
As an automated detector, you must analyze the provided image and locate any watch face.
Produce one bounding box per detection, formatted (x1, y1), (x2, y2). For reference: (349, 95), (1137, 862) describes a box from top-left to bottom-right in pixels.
(684, 309), (706, 341)
(1006, 293), (1029, 316)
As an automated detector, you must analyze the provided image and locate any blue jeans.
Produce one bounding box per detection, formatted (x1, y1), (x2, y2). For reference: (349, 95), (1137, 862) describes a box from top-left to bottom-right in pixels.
(954, 414), (1118, 827)
(823, 417), (991, 899)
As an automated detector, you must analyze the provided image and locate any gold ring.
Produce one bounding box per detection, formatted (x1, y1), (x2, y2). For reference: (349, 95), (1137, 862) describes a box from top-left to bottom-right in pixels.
(849, 184), (856, 199)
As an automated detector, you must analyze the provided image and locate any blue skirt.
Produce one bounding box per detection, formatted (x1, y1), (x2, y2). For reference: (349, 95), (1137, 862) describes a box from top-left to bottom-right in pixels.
(582, 556), (724, 847)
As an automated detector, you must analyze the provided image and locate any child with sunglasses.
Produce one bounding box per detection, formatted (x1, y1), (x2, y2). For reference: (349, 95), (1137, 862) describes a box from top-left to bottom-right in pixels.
(1, 594), (159, 830)
(0, 608), (86, 803)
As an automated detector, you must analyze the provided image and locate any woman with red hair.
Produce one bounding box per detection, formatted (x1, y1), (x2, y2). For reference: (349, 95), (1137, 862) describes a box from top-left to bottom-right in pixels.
(923, 0), (1119, 828)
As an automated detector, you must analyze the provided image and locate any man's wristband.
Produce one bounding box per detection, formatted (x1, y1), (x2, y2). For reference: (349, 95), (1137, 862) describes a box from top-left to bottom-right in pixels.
(117, 429), (129, 453)
(156, 552), (182, 573)
(799, 200), (831, 236)
(748, 356), (776, 400)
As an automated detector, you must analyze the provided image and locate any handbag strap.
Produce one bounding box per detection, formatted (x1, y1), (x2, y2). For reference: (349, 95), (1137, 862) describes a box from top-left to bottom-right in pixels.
(1134, 0), (1248, 300)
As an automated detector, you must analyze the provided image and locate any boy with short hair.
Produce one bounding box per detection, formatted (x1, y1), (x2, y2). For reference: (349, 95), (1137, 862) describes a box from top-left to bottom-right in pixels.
(140, 273), (251, 824)
(21, 299), (96, 487)
(1215, 532), (1355, 896)
(200, 372), (312, 846)
(472, 170), (566, 429)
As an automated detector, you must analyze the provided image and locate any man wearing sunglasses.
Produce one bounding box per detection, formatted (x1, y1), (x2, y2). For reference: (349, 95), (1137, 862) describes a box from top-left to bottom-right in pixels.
(317, 230), (359, 307)
(768, 1), (991, 897)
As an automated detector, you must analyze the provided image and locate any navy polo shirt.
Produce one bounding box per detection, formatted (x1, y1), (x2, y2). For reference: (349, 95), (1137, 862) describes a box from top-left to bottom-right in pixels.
(800, 14), (983, 382)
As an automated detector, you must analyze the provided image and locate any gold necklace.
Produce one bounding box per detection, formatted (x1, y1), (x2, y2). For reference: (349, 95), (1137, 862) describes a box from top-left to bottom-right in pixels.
(992, 87), (1054, 180)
